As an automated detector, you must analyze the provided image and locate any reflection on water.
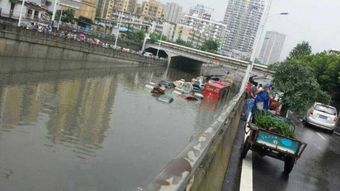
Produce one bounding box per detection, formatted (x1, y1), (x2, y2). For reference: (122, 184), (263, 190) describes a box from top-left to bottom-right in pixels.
(0, 64), (239, 191)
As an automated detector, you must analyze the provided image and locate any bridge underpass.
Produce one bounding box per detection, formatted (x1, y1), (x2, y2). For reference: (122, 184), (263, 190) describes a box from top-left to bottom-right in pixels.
(144, 41), (274, 79)
(143, 47), (271, 85)
(144, 47), (204, 71)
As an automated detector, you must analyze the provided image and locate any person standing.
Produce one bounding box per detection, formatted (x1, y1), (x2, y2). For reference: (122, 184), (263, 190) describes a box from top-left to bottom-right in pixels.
(244, 82), (257, 121)
(255, 85), (270, 111)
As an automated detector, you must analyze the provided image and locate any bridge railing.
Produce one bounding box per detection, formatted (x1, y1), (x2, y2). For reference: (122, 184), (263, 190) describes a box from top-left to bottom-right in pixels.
(144, 91), (245, 191)
(146, 41), (274, 74)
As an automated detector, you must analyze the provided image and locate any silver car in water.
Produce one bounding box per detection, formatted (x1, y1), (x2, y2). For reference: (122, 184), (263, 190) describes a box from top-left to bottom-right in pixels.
(305, 102), (338, 133)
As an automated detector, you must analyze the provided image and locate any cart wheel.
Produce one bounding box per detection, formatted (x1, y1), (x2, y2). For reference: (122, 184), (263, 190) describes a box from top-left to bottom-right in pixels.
(241, 137), (251, 159)
(283, 156), (295, 174)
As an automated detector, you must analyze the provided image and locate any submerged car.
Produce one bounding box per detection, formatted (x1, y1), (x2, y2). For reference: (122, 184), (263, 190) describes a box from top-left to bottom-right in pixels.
(304, 102), (338, 133)
(158, 80), (176, 89)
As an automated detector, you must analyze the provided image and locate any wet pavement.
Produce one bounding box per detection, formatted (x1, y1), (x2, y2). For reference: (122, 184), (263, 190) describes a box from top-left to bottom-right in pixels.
(251, 115), (340, 191)
(334, 125), (340, 136)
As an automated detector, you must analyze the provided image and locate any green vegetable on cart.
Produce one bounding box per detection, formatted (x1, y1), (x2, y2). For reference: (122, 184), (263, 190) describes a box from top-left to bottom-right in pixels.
(254, 111), (295, 138)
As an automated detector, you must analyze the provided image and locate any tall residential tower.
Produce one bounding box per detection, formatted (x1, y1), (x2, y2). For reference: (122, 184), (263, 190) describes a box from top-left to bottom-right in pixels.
(221, 0), (265, 59)
(164, 2), (183, 23)
(258, 31), (286, 65)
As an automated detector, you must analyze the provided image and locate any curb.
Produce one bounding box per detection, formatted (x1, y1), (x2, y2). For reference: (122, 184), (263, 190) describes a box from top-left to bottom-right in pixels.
(221, 120), (246, 191)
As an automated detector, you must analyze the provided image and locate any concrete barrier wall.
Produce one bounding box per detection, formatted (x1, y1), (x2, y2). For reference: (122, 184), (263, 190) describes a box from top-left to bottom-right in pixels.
(145, 92), (245, 191)
(0, 24), (166, 73)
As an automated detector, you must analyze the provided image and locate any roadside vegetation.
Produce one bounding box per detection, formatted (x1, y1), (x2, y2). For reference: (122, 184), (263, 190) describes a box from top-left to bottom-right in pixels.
(270, 41), (340, 113)
(200, 39), (219, 53)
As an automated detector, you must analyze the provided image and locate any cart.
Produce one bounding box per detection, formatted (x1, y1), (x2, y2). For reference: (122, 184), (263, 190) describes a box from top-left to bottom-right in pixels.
(241, 121), (307, 174)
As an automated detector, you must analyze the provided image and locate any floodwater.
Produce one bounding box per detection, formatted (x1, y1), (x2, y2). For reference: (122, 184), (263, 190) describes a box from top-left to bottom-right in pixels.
(0, 60), (240, 191)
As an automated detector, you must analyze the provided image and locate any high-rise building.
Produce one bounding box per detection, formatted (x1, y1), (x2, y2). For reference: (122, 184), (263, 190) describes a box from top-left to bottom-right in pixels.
(188, 4), (213, 20)
(134, 3), (143, 15)
(113, 0), (130, 12)
(164, 2), (183, 23)
(141, 0), (164, 19)
(221, 0), (265, 59)
(150, 21), (176, 40)
(75, 0), (98, 22)
(258, 31), (286, 65)
(174, 15), (228, 49)
(96, 0), (136, 21)
(96, 0), (115, 20)
(59, 0), (82, 10)
(128, 0), (137, 13)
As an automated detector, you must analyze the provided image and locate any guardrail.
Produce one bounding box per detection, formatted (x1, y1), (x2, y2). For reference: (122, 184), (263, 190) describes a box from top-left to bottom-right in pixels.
(144, 91), (245, 191)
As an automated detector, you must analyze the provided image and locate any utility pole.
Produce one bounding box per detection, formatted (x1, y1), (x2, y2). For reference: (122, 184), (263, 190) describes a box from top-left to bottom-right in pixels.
(156, 32), (163, 58)
(17, 0), (26, 27)
(52, 0), (58, 21)
(114, 12), (123, 48)
(239, 0), (273, 93)
(57, 9), (63, 31)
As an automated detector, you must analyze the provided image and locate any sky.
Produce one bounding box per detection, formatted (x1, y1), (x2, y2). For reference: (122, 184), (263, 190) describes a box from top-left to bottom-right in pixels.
(150, 0), (340, 60)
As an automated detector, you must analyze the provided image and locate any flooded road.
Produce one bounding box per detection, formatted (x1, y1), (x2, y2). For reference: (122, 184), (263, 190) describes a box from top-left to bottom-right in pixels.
(0, 61), (240, 191)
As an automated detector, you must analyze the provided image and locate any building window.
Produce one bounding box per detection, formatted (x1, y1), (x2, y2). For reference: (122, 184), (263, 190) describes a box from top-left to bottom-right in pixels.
(34, 11), (39, 19)
(26, 9), (33, 18)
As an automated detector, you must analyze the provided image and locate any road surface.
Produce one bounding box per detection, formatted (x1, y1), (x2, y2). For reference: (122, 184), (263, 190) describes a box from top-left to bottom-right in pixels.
(239, 115), (340, 191)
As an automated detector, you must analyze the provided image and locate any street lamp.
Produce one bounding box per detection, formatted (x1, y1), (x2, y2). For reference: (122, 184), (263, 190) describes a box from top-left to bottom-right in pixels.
(239, 0), (288, 93)
(156, 32), (163, 58)
(257, 12), (288, 65)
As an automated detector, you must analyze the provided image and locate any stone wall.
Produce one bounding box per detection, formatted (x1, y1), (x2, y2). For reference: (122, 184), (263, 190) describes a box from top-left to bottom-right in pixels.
(0, 24), (166, 73)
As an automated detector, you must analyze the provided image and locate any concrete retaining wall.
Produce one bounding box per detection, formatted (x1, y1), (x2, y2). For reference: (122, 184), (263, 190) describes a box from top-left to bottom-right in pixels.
(0, 24), (166, 73)
(145, 92), (245, 191)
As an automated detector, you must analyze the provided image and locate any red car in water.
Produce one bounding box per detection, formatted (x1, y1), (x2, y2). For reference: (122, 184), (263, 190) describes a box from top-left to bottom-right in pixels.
(202, 80), (231, 100)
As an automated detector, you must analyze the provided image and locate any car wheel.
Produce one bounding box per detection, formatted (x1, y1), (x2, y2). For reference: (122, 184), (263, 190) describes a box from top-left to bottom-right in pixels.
(241, 137), (251, 159)
(329, 129), (334, 134)
(302, 117), (308, 126)
(284, 156), (295, 174)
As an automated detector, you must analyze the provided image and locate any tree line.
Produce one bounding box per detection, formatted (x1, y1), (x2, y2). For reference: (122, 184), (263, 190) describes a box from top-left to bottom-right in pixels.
(271, 41), (340, 113)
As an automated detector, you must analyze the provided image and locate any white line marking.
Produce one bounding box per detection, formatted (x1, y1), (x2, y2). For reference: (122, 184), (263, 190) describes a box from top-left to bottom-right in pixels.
(316, 132), (327, 141)
(240, 152), (253, 191)
(240, 119), (253, 191)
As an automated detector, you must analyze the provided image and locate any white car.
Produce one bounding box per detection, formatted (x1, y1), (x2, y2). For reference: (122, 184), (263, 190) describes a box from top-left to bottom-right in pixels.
(304, 102), (338, 133)
(143, 52), (154, 57)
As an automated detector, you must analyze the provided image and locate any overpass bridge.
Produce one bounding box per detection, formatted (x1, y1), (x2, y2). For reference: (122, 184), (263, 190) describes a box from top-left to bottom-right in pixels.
(144, 41), (273, 77)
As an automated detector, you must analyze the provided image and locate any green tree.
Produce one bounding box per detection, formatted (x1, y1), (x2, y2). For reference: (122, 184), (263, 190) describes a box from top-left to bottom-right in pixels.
(149, 32), (167, 43)
(273, 59), (330, 113)
(288, 41), (312, 59)
(175, 38), (192, 48)
(126, 30), (145, 46)
(305, 51), (340, 109)
(274, 42), (340, 110)
(55, 9), (75, 22)
(201, 39), (219, 53)
(255, 58), (263, 65)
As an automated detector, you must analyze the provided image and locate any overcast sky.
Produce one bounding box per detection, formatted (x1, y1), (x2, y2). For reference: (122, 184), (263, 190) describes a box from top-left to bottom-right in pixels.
(151, 0), (340, 60)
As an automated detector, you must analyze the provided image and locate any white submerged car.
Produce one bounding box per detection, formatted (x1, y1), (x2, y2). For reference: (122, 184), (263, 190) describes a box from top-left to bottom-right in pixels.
(304, 102), (338, 133)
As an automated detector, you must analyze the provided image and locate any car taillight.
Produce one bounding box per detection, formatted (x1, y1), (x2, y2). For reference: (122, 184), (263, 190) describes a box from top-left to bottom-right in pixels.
(310, 109), (314, 115)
